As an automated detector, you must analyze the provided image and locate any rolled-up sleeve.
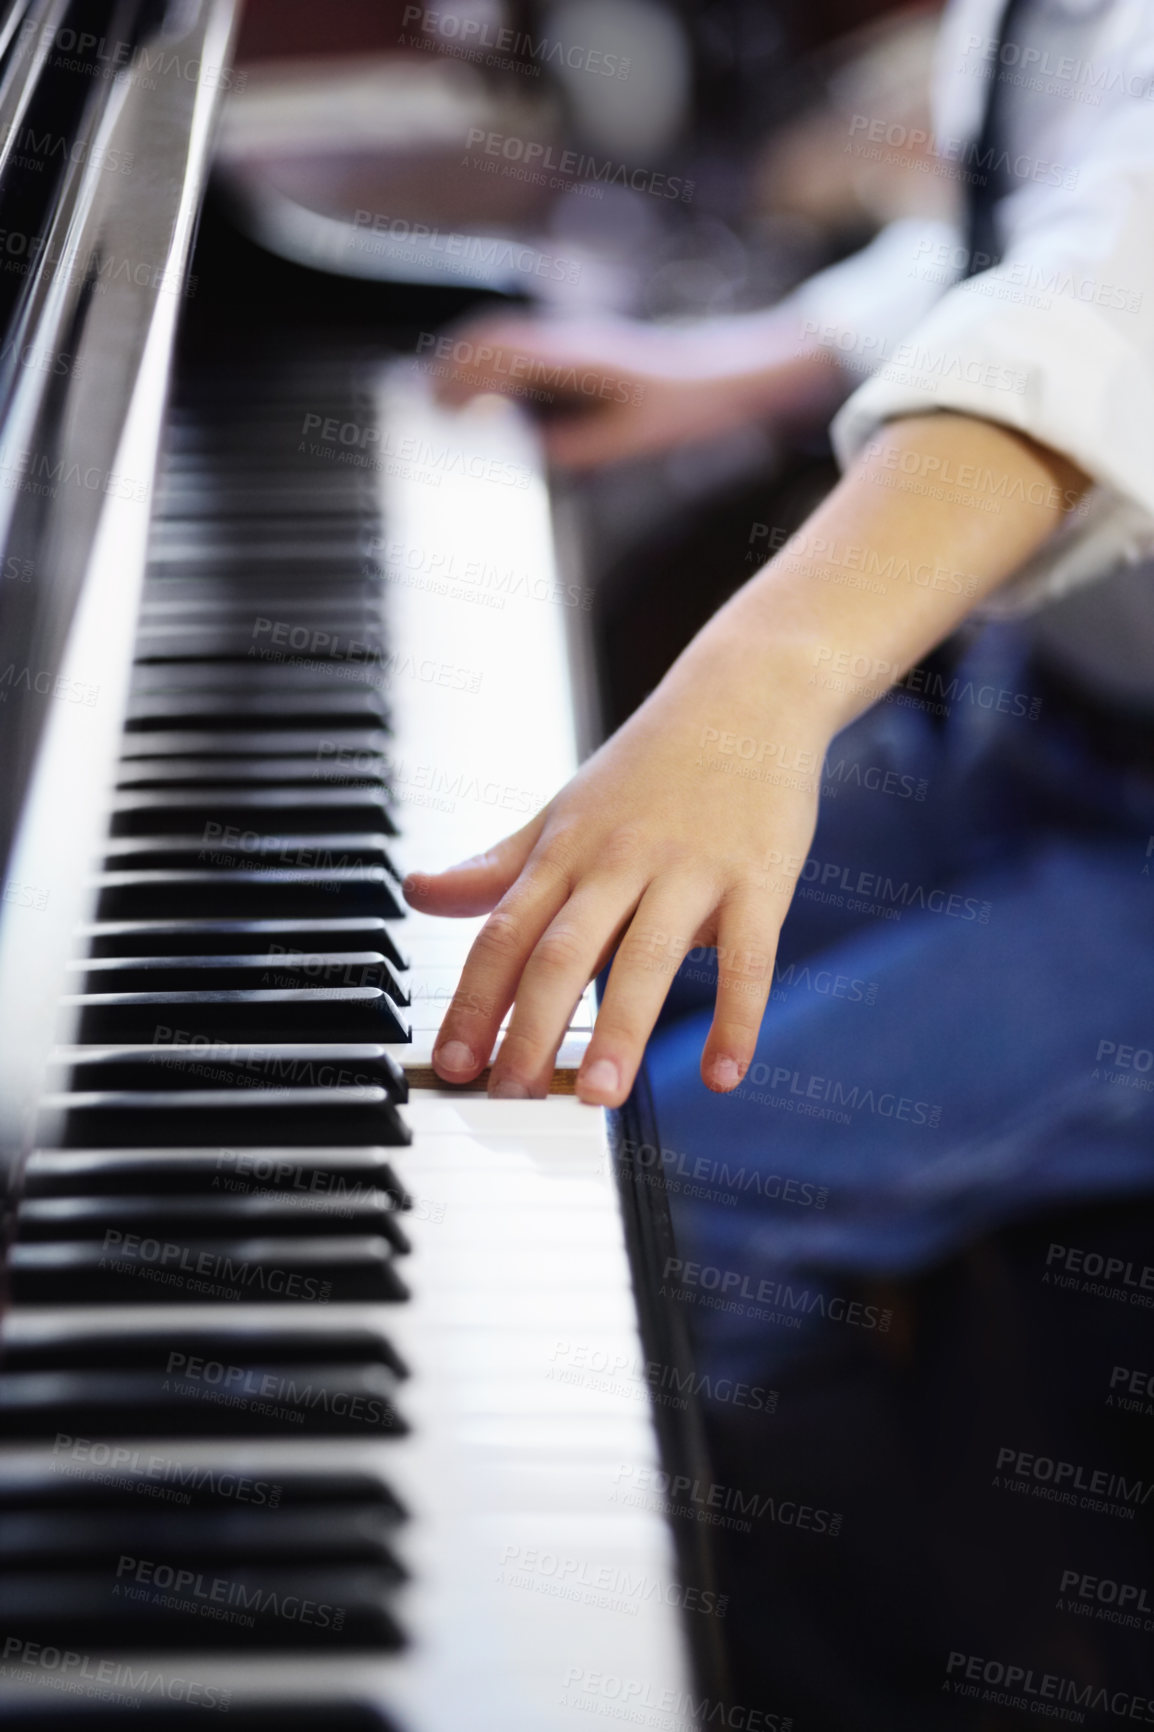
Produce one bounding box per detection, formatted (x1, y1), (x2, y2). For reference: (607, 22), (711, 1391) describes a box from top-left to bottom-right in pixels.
(789, 216), (966, 382)
(829, 12), (1154, 611)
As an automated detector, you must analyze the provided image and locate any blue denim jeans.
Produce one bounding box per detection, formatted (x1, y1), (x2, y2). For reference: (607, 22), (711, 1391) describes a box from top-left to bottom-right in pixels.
(648, 624), (1154, 1293)
(641, 625), (1154, 1730)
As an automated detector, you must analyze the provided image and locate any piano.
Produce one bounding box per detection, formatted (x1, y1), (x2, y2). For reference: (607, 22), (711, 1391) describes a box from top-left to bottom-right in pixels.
(0, 4), (726, 1728)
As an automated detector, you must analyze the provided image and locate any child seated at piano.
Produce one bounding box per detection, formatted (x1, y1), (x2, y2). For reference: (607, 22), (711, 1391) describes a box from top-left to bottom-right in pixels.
(403, 4), (1154, 1713)
(404, 0), (1154, 1204)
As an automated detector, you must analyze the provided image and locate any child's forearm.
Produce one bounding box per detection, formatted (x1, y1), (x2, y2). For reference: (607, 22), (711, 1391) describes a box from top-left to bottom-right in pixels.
(414, 409), (1090, 1105)
(676, 411), (1091, 739)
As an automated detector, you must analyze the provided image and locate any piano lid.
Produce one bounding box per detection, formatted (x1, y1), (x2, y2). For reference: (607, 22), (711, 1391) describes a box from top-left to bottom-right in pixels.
(0, 0), (240, 1199)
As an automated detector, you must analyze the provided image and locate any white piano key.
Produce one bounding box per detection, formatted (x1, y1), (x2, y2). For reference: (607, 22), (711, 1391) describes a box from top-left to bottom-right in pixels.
(0, 369), (691, 1732)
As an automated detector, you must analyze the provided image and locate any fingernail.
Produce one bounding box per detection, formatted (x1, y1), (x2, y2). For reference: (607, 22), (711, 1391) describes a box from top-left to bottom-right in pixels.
(436, 1040), (476, 1075)
(579, 1058), (619, 1100)
(490, 1078), (530, 1099)
(707, 1056), (741, 1091)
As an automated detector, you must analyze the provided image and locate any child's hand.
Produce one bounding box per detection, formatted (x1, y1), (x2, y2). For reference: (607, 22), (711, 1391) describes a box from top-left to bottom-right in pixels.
(422, 311), (835, 469)
(403, 631), (826, 1104)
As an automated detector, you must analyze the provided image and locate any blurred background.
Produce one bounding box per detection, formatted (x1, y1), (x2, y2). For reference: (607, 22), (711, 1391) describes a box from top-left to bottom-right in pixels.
(196, 0), (945, 729)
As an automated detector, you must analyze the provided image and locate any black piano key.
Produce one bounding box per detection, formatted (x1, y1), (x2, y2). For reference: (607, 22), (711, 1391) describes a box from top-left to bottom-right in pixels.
(139, 579), (381, 607)
(58, 1041), (408, 1103)
(83, 917), (408, 970)
(145, 552), (378, 583)
(22, 1147), (410, 1206)
(8, 1234), (408, 1305)
(149, 479), (374, 510)
(111, 789), (397, 834)
(105, 834), (401, 875)
(132, 664), (390, 699)
(0, 1502), (404, 1564)
(69, 989), (411, 1046)
(133, 644), (387, 673)
(77, 953), (409, 1006)
(45, 1085), (411, 1148)
(116, 756), (387, 788)
(0, 1364), (407, 1440)
(118, 728), (388, 759)
(138, 598), (385, 628)
(17, 1192), (409, 1250)
(2, 1326), (406, 1378)
(0, 1566), (405, 1649)
(125, 691), (387, 729)
(0, 1465), (403, 1515)
(2, 1316), (401, 1371)
(147, 524), (377, 561)
(0, 1708), (398, 1731)
(96, 866), (406, 920)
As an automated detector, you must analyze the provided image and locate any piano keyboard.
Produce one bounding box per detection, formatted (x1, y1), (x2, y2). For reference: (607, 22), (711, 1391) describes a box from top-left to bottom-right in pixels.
(0, 349), (689, 1727)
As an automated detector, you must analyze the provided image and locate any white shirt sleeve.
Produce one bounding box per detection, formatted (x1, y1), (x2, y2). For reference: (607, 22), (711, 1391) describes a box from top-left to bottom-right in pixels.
(824, 5), (1154, 612)
(787, 216), (967, 383)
